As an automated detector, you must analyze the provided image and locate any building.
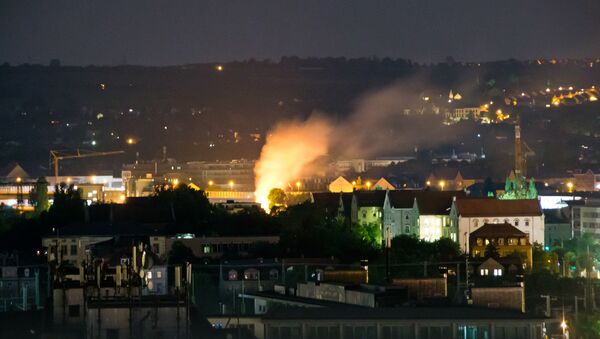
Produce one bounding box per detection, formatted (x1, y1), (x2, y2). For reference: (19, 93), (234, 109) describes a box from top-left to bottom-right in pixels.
(570, 198), (600, 239)
(351, 190), (386, 229)
(383, 191), (465, 241)
(333, 157), (413, 174)
(426, 167), (482, 191)
(41, 222), (168, 267)
(207, 306), (546, 339)
(0, 162), (30, 183)
(328, 176), (354, 193)
(544, 212), (572, 245)
(450, 198), (544, 252)
(469, 223), (533, 268)
(165, 236), (280, 259)
(573, 169), (600, 191)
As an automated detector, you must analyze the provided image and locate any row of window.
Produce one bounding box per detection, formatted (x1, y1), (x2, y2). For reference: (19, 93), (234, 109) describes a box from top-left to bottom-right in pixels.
(475, 237), (527, 246)
(473, 218), (530, 227)
(227, 268), (279, 281)
(480, 268), (503, 276)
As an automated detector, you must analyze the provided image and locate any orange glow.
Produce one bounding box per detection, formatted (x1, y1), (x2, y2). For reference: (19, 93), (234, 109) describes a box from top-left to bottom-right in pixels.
(254, 117), (332, 210)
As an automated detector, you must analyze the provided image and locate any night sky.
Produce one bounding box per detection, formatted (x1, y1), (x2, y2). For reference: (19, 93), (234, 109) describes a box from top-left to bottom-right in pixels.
(2, 0), (600, 66)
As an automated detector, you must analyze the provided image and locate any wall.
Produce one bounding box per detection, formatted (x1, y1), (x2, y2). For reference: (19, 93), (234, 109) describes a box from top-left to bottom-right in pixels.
(457, 215), (544, 252)
(471, 287), (525, 313)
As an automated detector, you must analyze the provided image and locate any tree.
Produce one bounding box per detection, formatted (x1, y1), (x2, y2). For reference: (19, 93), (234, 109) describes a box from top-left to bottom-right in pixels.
(268, 188), (287, 210)
(47, 183), (85, 225)
(168, 241), (196, 264)
(484, 243), (500, 259)
(29, 177), (49, 215)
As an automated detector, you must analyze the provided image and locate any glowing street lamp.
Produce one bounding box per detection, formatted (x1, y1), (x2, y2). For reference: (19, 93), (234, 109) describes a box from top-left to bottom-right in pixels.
(208, 180), (213, 187)
(173, 178), (179, 187)
(127, 138), (135, 145)
(295, 181), (301, 192)
(16, 177), (22, 183)
(426, 181), (431, 186)
(366, 181), (372, 190)
(439, 180), (446, 191)
(228, 180), (234, 190)
(566, 182), (574, 192)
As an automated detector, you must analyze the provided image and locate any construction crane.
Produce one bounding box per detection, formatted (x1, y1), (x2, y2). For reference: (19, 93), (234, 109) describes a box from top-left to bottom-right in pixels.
(50, 149), (125, 181)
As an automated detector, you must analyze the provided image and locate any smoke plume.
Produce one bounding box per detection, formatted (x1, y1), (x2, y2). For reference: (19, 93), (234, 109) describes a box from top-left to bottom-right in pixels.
(254, 80), (474, 210)
(254, 115), (332, 210)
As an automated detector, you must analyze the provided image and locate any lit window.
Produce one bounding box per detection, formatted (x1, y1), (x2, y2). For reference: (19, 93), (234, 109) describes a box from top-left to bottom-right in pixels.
(480, 269), (489, 276)
(203, 245), (210, 254)
(157, 271), (162, 279)
(147, 271), (152, 279)
(228, 270), (238, 280)
(477, 238), (483, 246)
(493, 269), (503, 276)
(498, 238), (505, 246)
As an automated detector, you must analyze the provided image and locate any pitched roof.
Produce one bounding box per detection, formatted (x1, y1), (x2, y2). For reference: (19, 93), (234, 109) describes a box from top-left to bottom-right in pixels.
(455, 198), (542, 217)
(387, 190), (417, 208)
(311, 192), (341, 213)
(387, 190), (465, 214)
(354, 190), (386, 208)
(415, 191), (466, 215)
(0, 162), (29, 178)
(470, 222), (527, 238)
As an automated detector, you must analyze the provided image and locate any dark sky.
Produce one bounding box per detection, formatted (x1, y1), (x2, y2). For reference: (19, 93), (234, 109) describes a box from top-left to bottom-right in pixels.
(2, 0), (600, 66)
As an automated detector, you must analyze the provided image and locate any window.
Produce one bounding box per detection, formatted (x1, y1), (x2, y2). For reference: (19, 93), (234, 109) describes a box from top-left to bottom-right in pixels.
(405, 226), (410, 234)
(203, 245), (210, 254)
(525, 219), (530, 226)
(493, 218), (499, 223)
(508, 238), (518, 245)
(476, 238), (483, 246)
(70, 245), (77, 256)
(480, 269), (489, 276)
(152, 243), (160, 254)
(228, 270), (238, 280)
(493, 268), (503, 276)
(514, 219), (519, 226)
(520, 238), (527, 245)
(485, 239), (490, 245)
(498, 238), (505, 245)
(68, 305), (80, 317)
(156, 271), (162, 279)
(61, 245), (67, 256)
(473, 219), (479, 228)
(269, 269), (279, 281)
(405, 215), (409, 220)
(244, 269), (259, 280)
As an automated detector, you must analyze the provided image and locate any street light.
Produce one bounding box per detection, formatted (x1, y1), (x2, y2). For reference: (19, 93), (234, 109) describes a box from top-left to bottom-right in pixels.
(439, 180), (446, 191)
(366, 181), (372, 190)
(295, 181), (301, 192)
(566, 182), (574, 192)
(228, 180), (234, 190)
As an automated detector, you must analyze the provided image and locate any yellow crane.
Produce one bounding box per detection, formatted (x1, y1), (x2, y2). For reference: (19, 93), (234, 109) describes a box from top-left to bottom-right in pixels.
(50, 149), (125, 181)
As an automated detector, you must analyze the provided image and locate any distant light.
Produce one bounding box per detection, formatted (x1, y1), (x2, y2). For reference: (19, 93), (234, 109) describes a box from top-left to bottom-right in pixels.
(545, 88), (551, 93)
(477, 134), (481, 138)
(91, 140), (97, 146)
(16, 177), (22, 183)
(208, 180), (213, 186)
(119, 194), (126, 201)
(163, 126), (168, 130)
(129, 108), (134, 112)
(216, 65), (224, 72)
(426, 181), (431, 186)
(127, 138), (134, 145)
(173, 179), (179, 186)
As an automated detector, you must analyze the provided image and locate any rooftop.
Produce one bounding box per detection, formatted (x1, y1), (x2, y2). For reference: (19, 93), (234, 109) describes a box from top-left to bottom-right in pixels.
(470, 222), (528, 238)
(455, 198), (542, 217)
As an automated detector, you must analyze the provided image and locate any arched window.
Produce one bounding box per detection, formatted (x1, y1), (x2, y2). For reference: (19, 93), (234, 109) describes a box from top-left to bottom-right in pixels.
(244, 268), (259, 280)
(473, 219), (479, 228)
(514, 219), (520, 226)
(405, 226), (410, 234)
(228, 270), (238, 281)
(524, 219), (530, 226)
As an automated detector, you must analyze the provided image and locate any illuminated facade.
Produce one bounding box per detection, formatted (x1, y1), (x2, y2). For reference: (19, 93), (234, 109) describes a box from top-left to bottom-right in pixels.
(451, 198), (545, 252)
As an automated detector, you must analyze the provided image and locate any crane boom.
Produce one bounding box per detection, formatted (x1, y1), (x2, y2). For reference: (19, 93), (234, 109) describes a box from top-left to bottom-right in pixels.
(50, 149), (125, 181)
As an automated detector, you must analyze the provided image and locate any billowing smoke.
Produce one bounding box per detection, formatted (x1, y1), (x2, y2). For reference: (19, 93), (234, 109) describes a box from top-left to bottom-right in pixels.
(254, 115), (333, 210)
(255, 80), (474, 210)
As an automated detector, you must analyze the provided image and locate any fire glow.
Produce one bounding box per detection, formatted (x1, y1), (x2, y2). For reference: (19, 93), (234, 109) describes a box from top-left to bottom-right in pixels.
(254, 116), (331, 210)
